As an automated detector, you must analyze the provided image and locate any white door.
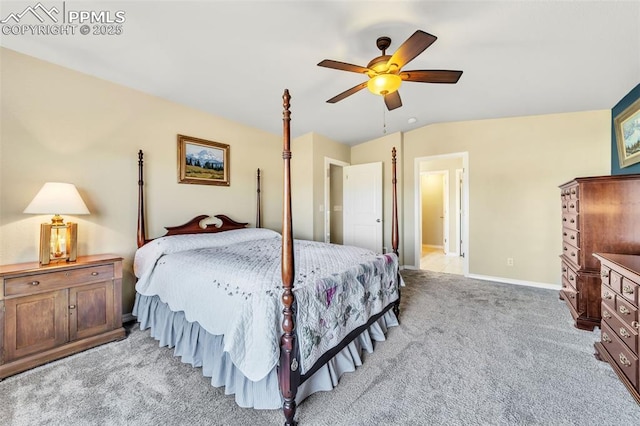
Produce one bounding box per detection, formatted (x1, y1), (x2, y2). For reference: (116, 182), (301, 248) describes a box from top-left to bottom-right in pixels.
(343, 162), (383, 253)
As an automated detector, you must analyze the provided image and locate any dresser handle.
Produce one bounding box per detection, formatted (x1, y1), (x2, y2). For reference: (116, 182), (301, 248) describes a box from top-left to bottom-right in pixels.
(619, 353), (632, 367)
(91, 272), (99, 276)
(570, 219), (575, 224)
(562, 205), (567, 210)
(603, 292), (612, 300)
(562, 267), (567, 273)
(623, 284), (634, 295)
(569, 275), (575, 281)
(603, 311), (611, 319)
(570, 235), (575, 240)
(563, 218), (567, 222)
(571, 189), (576, 195)
(569, 204), (575, 209)
(632, 321), (640, 329)
(602, 332), (612, 343)
(620, 328), (631, 338)
(571, 252), (576, 257)
(619, 305), (630, 315)
(69, 305), (76, 309)
(601, 271), (609, 278)
(29, 281), (40, 286)
(563, 232), (567, 237)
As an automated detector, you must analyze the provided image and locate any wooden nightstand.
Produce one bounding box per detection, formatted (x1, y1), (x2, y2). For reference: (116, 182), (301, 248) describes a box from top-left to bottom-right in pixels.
(0, 254), (126, 379)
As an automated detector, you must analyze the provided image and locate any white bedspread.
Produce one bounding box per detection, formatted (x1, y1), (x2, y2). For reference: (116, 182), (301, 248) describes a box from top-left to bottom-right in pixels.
(134, 228), (399, 382)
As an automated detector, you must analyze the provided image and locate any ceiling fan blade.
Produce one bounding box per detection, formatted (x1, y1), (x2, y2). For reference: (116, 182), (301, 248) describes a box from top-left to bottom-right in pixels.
(318, 59), (370, 74)
(326, 81), (368, 103)
(384, 91), (402, 111)
(400, 70), (463, 84)
(387, 30), (437, 70)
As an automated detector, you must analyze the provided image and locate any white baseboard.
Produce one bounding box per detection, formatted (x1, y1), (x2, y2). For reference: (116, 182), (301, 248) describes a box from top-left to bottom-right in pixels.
(467, 273), (561, 291)
(122, 313), (136, 323)
(400, 265), (418, 270)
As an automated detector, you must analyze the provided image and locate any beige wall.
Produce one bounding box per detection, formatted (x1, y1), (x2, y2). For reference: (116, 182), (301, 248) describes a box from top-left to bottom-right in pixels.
(403, 111), (610, 285)
(291, 133), (314, 240)
(421, 174), (444, 247)
(0, 48), (283, 314)
(350, 132), (403, 259)
(419, 157), (464, 254)
(312, 133), (351, 241)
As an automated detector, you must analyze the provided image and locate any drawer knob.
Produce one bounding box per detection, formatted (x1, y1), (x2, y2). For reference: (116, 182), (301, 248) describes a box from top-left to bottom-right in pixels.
(632, 321), (640, 329)
(571, 252), (576, 257)
(601, 271), (609, 278)
(69, 305), (76, 309)
(570, 204), (575, 209)
(603, 292), (612, 300)
(563, 232), (567, 237)
(619, 305), (631, 315)
(602, 332), (612, 343)
(620, 328), (631, 338)
(570, 219), (575, 224)
(563, 218), (567, 222)
(619, 353), (632, 367)
(569, 275), (574, 281)
(623, 284), (634, 295)
(570, 235), (575, 240)
(603, 311), (611, 319)
(29, 281), (40, 286)
(91, 272), (99, 276)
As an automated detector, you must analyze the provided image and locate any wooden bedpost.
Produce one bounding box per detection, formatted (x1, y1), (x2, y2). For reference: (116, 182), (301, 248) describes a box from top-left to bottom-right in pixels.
(137, 150), (147, 248)
(279, 89), (299, 426)
(391, 147), (400, 317)
(256, 168), (262, 228)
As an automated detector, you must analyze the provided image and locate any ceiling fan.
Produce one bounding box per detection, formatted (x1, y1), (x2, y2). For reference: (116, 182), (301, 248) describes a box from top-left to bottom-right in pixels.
(318, 30), (463, 111)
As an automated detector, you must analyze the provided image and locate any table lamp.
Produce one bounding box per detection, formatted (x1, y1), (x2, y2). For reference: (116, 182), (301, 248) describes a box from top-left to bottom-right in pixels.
(23, 182), (90, 265)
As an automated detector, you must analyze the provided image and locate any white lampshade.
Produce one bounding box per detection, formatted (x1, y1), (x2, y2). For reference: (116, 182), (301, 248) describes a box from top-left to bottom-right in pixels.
(24, 182), (90, 215)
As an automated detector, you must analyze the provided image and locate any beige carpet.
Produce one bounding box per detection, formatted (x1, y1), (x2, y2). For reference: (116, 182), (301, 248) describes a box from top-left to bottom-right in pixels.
(1, 270), (638, 425)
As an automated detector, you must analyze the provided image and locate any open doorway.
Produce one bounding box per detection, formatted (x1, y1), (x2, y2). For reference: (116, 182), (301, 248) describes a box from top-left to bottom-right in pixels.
(415, 153), (469, 276)
(324, 157), (350, 244)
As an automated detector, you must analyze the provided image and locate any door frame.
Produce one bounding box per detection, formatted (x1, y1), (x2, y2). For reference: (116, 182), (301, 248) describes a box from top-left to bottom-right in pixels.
(324, 157), (350, 243)
(414, 153), (469, 275)
(419, 170), (449, 253)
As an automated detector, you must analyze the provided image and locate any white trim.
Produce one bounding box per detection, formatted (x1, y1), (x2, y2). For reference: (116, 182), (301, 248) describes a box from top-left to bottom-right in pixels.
(415, 153), (469, 276)
(455, 168), (463, 257)
(467, 273), (561, 291)
(122, 313), (136, 323)
(401, 265), (419, 270)
(324, 157), (350, 243)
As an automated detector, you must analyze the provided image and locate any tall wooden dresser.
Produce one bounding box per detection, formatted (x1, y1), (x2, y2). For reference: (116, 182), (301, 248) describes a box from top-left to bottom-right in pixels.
(559, 174), (640, 330)
(593, 253), (640, 403)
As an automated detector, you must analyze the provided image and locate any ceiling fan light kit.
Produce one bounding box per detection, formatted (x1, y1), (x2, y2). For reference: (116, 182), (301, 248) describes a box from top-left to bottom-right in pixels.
(318, 30), (463, 111)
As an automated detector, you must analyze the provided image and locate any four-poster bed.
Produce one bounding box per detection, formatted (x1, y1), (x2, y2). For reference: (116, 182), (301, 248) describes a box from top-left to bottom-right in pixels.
(133, 90), (401, 425)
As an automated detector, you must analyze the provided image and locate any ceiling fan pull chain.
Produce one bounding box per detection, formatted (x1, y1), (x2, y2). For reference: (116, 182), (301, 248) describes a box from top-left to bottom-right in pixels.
(383, 103), (387, 134)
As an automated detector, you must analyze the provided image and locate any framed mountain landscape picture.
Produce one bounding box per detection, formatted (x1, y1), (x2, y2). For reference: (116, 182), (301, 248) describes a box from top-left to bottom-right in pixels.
(615, 97), (640, 168)
(178, 134), (230, 186)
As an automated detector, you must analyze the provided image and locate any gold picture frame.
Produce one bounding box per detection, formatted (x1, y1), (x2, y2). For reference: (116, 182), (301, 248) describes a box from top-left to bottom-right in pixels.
(614, 97), (640, 168)
(178, 134), (230, 186)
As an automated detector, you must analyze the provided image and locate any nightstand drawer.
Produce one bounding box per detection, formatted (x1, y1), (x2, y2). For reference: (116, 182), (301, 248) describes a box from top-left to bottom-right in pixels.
(4, 264), (114, 296)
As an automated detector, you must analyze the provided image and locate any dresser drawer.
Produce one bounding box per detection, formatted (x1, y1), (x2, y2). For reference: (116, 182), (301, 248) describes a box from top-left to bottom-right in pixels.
(562, 213), (579, 231)
(609, 270), (623, 294)
(4, 264), (114, 297)
(600, 265), (612, 288)
(620, 277), (639, 306)
(561, 283), (579, 312)
(601, 322), (639, 389)
(606, 308), (638, 355)
(562, 243), (580, 267)
(566, 199), (579, 214)
(616, 297), (639, 327)
(562, 228), (580, 247)
(601, 285), (616, 310)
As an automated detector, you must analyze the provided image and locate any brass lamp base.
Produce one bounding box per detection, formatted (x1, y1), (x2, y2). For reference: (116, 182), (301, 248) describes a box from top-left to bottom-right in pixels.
(39, 221), (78, 265)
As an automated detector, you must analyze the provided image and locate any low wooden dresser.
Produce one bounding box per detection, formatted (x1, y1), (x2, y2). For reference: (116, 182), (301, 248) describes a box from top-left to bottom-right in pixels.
(559, 174), (640, 330)
(593, 253), (640, 403)
(0, 254), (126, 379)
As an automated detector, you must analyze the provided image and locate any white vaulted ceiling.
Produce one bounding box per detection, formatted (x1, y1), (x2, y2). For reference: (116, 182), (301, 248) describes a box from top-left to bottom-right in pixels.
(1, 0), (639, 145)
